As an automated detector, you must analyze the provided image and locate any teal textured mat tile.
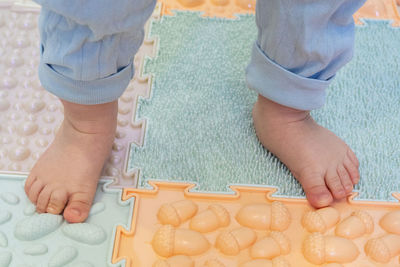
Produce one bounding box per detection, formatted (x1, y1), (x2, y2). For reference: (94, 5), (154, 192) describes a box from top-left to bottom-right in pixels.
(0, 174), (133, 267)
(129, 12), (400, 201)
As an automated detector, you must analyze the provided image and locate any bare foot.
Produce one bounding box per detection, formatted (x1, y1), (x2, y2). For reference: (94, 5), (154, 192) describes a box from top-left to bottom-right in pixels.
(252, 95), (360, 208)
(24, 100), (117, 223)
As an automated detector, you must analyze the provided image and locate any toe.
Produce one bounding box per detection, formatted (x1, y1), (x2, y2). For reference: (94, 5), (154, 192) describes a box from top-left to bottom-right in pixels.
(344, 152), (360, 184)
(47, 189), (68, 215)
(24, 174), (36, 196)
(347, 148), (359, 168)
(27, 179), (45, 205)
(337, 165), (353, 195)
(63, 191), (95, 223)
(325, 169), (347, 200)
(298, 171), (333, 208)
(36, 186), (52, 213)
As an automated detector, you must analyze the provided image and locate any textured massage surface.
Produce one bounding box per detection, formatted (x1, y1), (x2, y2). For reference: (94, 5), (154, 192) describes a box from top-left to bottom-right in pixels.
(112, 181), (400, 267)
(159, 0), (400, 25)
(0, 1), (161, 188)
(0, 174), (133, 267)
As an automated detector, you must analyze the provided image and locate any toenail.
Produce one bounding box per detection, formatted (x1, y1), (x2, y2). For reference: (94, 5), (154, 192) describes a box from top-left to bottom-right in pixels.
(70, 209), (81, 216)
(47, 207), (56, 213)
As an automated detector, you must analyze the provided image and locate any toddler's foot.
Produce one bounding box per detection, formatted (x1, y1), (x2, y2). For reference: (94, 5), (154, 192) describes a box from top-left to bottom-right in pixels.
(24, 100), (117, 223)
(253, 95), (360, 207)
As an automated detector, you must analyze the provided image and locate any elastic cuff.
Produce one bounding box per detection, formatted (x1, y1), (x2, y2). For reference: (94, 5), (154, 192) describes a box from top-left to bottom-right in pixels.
(38, 60), (134, 105)
(246, 43), (331, 110)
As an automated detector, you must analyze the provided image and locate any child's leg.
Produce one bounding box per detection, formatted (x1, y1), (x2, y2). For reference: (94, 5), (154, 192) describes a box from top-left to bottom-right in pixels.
(246, 0), (366, 207)
(25, 0), (157, 223)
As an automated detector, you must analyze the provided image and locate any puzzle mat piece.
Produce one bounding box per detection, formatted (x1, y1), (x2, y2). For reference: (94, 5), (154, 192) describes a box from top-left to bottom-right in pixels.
(0, 174), (134, 267)
(130, 12), (400, 200)
(113, 180), (400, 267)
(159, 0), (400, 25)
(0, 1), (160, 188)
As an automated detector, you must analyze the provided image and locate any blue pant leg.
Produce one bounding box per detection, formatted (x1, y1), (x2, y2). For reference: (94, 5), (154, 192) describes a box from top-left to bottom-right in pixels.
(246, 0), (366, 110)
(33, 0), (157, 104)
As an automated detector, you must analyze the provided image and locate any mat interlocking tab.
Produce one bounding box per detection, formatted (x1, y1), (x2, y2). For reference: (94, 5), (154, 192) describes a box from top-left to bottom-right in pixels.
(112, 181), (400, 267)
(0, 174), (133, 267)
(0, 1), (160, 187)
(159, 0), (400, 24)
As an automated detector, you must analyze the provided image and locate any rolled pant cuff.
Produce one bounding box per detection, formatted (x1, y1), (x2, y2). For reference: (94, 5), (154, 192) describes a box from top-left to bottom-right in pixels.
(246, 43), (331, 111)
(38, 60), (134, 105)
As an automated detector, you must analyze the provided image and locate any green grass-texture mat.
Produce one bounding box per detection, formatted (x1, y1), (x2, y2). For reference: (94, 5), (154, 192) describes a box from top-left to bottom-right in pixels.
(129, 12), (400, 201)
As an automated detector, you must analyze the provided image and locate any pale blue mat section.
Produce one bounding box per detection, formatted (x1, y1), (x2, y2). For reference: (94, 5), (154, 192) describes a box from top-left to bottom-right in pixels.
(129, 12), (400, 201)
(0, 175), (133, 267)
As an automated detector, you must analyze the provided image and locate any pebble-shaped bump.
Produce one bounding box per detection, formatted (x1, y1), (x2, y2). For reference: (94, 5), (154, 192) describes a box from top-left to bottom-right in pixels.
(177, 0), (205, 7)
(17, 122), (38, 136)
(18, 19), (36, 30)
(43, 114), (55, 123)
(235, 202), (290, 231)
(23, 100), (45, 114)
(239, 257), (290, 267)
(0, 99), (10, 111)
(2, 77), (17, 89)
(89, 202), (106, 216)
(380, 210), (400, 235)
(62, 223), (106, 245)
(303, 232), (359, 265)
(35, 138), (49, 148)
(17, 137), (30, 146)
(302, 207), (340, 233)
(6, 55), (24, 67)
(211, 0), (229, 5)
(157, 200), (198, 227)
(250, 231), (290, 259)
(1, 192), (20, 205)
(203, 259), (225, 267)
(153, 255), (194, 267)
(215, 227), (256, 256)
(335, 210), (374, 239)
(0, 251), (12, 267)
(23, 203), (36, 216)
(8, 147), (30, 161)
(190, 204), (230, 233)
(0, 209), (11, 224)
(118, 118), (129, 127)
(152, 225), (210, 257)
(14, 213), (63, 241)
(365, 234), (400, 263)
(323, 263), (343, 267)
(48, 246), (78, 267)
(108, 155), (121, 164)
(11, 36), (30, 49)
(235, 0), (256, 9)
(24, 244), (48, 256)
(0, 231), (8, 247)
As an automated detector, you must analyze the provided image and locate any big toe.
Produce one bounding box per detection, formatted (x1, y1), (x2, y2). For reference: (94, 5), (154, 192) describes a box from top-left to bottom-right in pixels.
(63, 192), (94, 223)
(299, 172), (333, 208)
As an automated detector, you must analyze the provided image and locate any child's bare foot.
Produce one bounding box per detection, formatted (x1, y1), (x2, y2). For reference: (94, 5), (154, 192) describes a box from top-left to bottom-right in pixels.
(24, 100), (117, 223)
(253, 95), (360, 208)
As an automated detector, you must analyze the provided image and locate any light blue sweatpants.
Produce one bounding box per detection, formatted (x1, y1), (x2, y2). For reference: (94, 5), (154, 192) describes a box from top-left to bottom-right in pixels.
(33, 0), (366, 110)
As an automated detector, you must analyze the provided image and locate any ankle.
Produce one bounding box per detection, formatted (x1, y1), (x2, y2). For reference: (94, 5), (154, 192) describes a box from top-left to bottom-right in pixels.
(61, 100), (118, 135)
(255, 95), (310, 125)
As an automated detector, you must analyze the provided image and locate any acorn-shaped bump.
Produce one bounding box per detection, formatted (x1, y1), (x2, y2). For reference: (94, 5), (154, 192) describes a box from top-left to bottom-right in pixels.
(335, 210), (374, 239)
(380, 210), (400, 235)
(239, 257), (290, 267)
(153, 255), (194, 267)
(203, 259), (225, 267)
(235, 202), (290, 231)
(250, 231), (290, 259)
(215, 227), (256, 255)
(190, 204), (230, 233)
(152, 225), (210, 257)
(302, 207), (340, 233)
(303, 232), (359, 265)
(157, 200), (198, 227)
(365, 234), (400, 263)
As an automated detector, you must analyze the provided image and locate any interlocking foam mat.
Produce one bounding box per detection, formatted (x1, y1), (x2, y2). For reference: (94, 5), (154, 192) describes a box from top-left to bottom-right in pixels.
(1, 0), (400, 266)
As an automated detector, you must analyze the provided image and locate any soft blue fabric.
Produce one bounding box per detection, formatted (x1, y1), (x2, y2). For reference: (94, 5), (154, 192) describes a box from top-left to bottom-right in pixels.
(34, 0), (364, 107)
(246, 0), (366, 110)
(33, 0), (157, 104)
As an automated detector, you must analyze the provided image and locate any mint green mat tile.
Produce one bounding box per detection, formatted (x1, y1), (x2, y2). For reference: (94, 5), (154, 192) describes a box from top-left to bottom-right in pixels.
(129, 12), (400, 201)
(0, 175), (133, 267)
